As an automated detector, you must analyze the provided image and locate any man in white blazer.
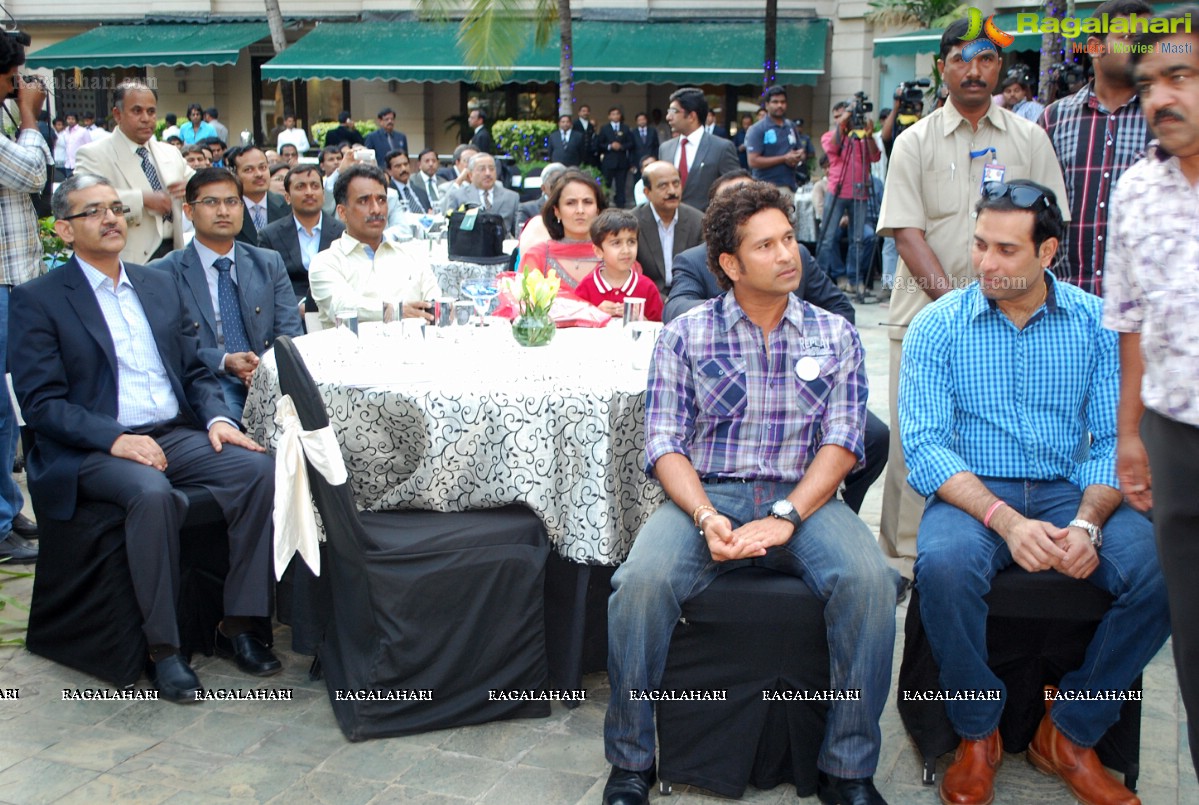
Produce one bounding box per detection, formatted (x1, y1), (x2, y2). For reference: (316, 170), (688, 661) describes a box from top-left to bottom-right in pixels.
(658, 87), (740, 213)
(74, 80), (192, 264)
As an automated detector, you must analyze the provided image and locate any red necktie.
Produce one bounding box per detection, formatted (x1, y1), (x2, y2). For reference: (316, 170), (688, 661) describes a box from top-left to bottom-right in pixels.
(678, 137), (689, 187)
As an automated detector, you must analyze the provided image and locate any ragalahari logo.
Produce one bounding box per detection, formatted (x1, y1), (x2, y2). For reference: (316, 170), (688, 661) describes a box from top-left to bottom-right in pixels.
(960, 7), (1015, 61)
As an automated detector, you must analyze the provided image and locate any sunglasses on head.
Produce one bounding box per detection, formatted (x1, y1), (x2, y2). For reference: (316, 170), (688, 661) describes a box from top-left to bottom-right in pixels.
(982, 182), (1050, 211)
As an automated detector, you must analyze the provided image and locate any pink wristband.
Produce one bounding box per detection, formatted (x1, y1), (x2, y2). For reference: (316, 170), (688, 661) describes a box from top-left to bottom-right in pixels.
(983, 500), (1008, 529)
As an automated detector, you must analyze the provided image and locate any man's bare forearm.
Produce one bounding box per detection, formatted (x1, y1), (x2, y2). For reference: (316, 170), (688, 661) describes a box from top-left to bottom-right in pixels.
(784, 444), (857, 519)
(1117, 332), (1146, 438)
(894, 228), (953, 300)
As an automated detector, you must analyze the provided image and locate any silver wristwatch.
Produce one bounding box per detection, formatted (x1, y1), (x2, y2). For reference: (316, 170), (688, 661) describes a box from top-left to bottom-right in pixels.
(769, 499), (803, 534)
(1069, 518), (1103, 550)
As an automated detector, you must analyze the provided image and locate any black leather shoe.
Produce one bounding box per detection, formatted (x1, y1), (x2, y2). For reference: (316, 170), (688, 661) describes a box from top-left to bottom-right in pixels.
(215, 628), (282, 676)
(0, 531), (37, 564)
(817, 772), (888, 805)
(10, 514), (37, 539)
(602, 763), (656, 805)
(149, 654), (202, 704)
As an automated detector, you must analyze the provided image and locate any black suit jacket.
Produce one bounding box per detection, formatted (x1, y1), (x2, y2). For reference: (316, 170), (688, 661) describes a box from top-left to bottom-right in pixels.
(392, 179), (431, 213)
(258, 213), (346, 309)
(9, 259), (229, 520)
(435, 166), (458, 184)
(594, 123), (634, 172)
(662, 242), (855, 325)
(470, 126), (495, 155)
(631, 126), (661, 167)
(236, 191), (291, 248)
(634, 202), (704, 294)
(573, 118), (598, 164)
(324, 126), (364, 149)
(548, 129), (586, 166)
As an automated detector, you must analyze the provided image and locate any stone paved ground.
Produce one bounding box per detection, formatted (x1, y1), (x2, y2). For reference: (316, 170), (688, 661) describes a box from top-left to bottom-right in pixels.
(0, 300), (1189, 804)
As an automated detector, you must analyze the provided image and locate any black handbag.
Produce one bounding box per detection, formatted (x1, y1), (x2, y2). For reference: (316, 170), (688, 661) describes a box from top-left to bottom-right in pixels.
(447, 204), (509, 265)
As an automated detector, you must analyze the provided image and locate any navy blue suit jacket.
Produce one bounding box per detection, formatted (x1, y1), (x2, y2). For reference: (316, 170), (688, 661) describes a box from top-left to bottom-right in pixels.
(149, 241), (303, 374)
(364, 129), (410, 168)
(9, 258), (230, 520)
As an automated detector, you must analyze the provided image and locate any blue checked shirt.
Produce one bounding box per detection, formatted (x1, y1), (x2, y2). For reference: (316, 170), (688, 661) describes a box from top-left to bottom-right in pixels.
(900, 273), (1119, 497)
(645, 291), (867, 482)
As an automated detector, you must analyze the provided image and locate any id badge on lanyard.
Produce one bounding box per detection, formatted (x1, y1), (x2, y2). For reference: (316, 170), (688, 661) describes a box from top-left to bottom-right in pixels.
(971, 147), (1003, 190)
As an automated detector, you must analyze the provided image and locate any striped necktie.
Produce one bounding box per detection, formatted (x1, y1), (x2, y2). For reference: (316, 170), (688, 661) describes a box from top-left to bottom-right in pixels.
(137, 146), (171, 222)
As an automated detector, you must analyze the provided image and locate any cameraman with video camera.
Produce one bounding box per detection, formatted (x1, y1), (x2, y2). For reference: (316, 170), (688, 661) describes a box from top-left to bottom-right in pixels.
(817, 94), (880, 296)
(0, 27), (51, 563)
(881, 79), (929, 158)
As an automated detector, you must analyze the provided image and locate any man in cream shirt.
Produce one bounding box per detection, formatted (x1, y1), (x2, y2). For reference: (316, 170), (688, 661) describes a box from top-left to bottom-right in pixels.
(309, 163), (441, 328)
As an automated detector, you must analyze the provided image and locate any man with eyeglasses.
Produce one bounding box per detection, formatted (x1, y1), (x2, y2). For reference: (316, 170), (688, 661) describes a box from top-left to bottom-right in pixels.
(149, 168), (301, 415)
(10, 173), (282, 702)
(900, 180), (1164, 805)
(658, 87), (740, 213)
(874, 21), (1069, 585)
(224, 145), (290, 248)
(75, 79), (192, 264)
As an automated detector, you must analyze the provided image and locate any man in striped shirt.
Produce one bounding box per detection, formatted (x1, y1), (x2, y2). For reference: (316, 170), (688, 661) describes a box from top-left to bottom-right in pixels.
(1040, 0), (1152, 295)
(602, 182), (897, 805)
(901, 180), (1165, 805)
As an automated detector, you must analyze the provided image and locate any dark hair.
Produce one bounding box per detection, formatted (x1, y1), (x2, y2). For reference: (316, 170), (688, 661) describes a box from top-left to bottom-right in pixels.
(608, 106), (622, 115)
(707, 169), (754, 204)
(114, 80), (158, 109)
(669, 88), (708, 125)
(338, 111), (352, 124)
(269, 162), (290, 177)
(1001, 75), (1029, 91)
(832, 100), (849, 113)
(471, 108), (487, 124)
(453, 143), (475, 162)
(1130, 5), (1198, 67)
(590, 208), (638, 247)
(384, 149), (409, 169)
(320, 145), (341, 161)
(940, 18), (972, 61)
(1092, 0), (1153, 20)
(763, 85), (787, 101)
(973, 179), (1064, 250)
(283, 111), (296, 121)
(417, 147), (438, 162)
(186, 102), (203, 117)
(0, 28), (26, 73)
(204, 137), (226, 150)
(185, 167), (243, 204)
(704, 181), (794, 290)
(377, 107), (395, 118)
(164, 113), (177, 126)
(542, 169), (607, 240)
(284, 163), (323, 192)
(333, 162), (388, 206)
(166, 135), (183, 145)
(279, 142), (299, 155)
(205, 107), (219, 118)
(223, 145), (265, 173)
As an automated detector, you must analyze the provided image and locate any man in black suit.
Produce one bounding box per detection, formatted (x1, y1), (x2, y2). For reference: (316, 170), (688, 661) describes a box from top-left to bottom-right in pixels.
(436, 144), (476, 188)
(658, 87), (740, 213)
(10, 174), (281, 702)
(633, 161), (703, 294)
(363, 107), (408, 169)
(324, 111), (364, 150)
(225, 145), (289, 247)
(150, 168), (303, 415)
(574, 104), (598, 168)
(468, 109), (495, 155)
(259, 164), (345, 314)
(385, 150), (431, 214)
(629, 112), (660, 189)
(549, 114), (585, 167)
(704, 110), (731, 139)
(594, 107), (634, 208)
(663, 173), (889, 516)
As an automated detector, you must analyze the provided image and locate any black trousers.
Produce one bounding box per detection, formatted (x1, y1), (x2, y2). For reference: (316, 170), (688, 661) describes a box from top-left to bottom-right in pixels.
(602, 165), (628, 207)
(842, 409), (889, 515)
(77, 424), (275, 647)
(1142, 408), (1199, 775)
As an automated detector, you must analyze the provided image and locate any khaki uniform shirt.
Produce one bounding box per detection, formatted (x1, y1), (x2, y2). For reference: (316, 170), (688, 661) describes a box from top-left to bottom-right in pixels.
(878, 101), (1070, 340)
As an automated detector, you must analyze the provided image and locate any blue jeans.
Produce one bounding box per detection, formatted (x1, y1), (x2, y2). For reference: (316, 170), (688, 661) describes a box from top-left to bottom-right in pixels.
(0, 286), (25, 532)
(881, 237), (898, 290)
(914, 478), (1170, 747)
(604, 481), (899, 777)
(817, 195), (874, 285)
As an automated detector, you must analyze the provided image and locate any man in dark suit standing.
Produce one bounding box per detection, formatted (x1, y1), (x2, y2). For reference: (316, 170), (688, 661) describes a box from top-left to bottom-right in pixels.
(468, 109), (495, 155)
(324, 111), (364, 150)
(549, 114), (585, 167)
(259, 164), (345, 314)
(10, 174), (281, 702)
(574, 104), (598, 168)
(150, 168), (302, 415)
(629, 112), (660, 190)
(363, 108), (408, 169)
(594, 107), (634, 208)
(704, 110), (731, 139)
(633, 161), (702, 294)
(225, 145), (289, 247)
(658, 87), (740, 213)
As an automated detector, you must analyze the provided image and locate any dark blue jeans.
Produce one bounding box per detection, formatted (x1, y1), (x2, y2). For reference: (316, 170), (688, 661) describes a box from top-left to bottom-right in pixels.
(816, 195), (874, 285)
(914, 478), (1169, 747)
(604, 481), (899, 778)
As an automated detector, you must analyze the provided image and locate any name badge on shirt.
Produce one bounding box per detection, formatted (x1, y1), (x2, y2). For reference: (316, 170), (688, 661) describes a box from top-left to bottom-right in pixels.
(796, 357), (821, 382)
(982, 162), (1005, 189)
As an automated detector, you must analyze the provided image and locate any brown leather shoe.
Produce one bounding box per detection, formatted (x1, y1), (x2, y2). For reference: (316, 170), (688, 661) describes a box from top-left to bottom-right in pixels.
(1028, 708), (1140, 805)
(940, 729), (1002, 805)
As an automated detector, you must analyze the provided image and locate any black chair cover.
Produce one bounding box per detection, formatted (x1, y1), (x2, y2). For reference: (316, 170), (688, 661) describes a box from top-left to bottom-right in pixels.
(273, 336), (552, 740)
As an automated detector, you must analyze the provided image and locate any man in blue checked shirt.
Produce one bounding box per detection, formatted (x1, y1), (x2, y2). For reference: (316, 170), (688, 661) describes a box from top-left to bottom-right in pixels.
(602, 182), (898, 805)
(900, 180), (1167, 805)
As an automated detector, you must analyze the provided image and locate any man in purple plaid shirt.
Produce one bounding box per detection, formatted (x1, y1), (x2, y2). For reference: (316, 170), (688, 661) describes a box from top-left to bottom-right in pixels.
(602, 182), (898, 805)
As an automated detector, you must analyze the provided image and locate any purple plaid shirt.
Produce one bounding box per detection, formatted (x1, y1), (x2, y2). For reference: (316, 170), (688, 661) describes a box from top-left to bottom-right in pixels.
(1040, 81), (1149, 296)
(645, 290), (867, 482)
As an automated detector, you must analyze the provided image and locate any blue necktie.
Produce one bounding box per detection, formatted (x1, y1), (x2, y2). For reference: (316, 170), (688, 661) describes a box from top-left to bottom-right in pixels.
(137, 146), (171, 222)
(214, 257), (251, 354)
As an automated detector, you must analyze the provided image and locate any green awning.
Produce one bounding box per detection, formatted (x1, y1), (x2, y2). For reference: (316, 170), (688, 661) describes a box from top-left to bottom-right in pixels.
(26, 22), (271, 70)
(261, 19), (828, 86)
(873, 13), (1042, 57)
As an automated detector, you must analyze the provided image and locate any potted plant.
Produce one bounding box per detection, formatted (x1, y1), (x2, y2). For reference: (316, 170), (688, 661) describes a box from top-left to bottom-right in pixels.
(39, 217), (69, 269)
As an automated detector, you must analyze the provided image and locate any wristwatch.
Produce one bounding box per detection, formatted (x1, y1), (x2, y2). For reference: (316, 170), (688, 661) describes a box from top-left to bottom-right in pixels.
(769, 499), (803, 535)
(1069, 518), (1103, 550)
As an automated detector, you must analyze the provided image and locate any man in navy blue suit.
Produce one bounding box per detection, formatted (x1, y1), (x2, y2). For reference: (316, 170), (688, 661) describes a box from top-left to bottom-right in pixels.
(9, 173), (281, 702)
(363, 107), (409, 169)
(150, 168), (302, 416)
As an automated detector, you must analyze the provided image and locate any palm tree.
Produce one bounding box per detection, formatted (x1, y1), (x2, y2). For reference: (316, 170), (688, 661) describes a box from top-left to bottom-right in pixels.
(263, 0), (295, 125)
(418, 0), (575, 116)
(866, 0), (965, 30)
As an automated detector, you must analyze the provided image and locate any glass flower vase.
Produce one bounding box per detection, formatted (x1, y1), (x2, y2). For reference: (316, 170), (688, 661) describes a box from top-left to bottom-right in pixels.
(511, 310), (556, 347)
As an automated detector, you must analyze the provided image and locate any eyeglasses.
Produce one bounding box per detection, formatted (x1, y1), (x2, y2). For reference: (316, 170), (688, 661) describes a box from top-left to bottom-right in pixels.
(60, 204), (130, 222)
(982, 182), (1051, 211)
(191, 197), (243, 210)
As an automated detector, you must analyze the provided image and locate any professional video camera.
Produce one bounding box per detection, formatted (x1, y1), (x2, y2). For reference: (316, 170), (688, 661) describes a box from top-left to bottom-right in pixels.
(2, 16), (32, 100)
(894, 79), (930, 115)
(849, 91), (873, 133)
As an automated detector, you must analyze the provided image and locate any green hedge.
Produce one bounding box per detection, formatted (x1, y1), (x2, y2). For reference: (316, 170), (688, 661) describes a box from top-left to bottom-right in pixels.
(311, 120), (380, 148)
(493, 119), (557, 166)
